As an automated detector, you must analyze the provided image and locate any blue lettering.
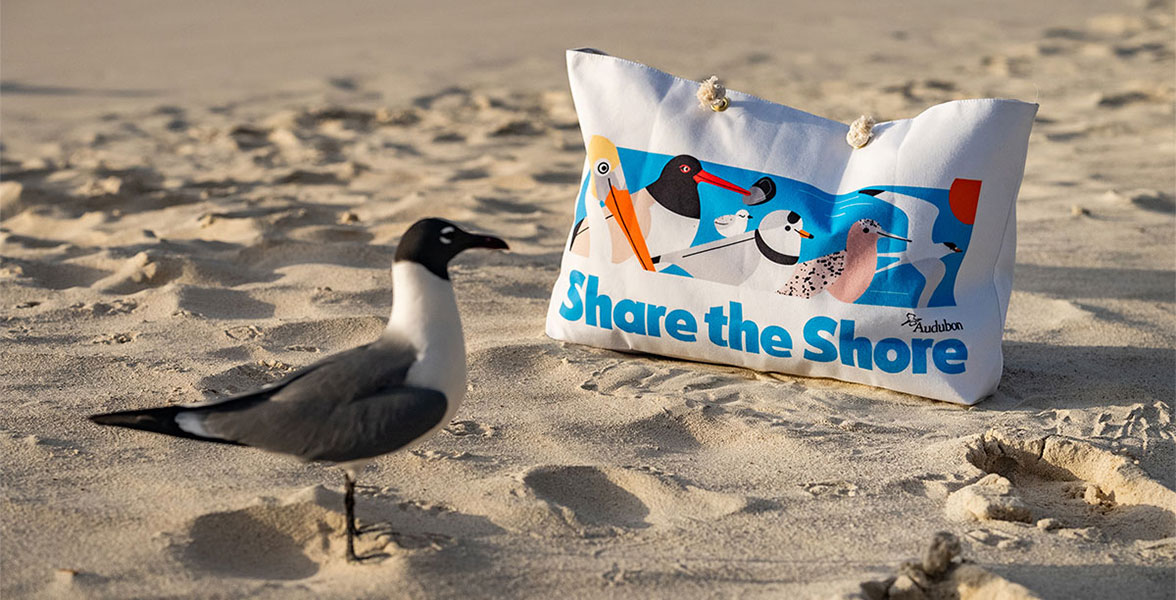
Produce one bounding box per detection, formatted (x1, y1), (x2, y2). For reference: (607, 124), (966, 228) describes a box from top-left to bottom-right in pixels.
(666, 309), (697, 342)
(933, 339), (967, 374)
(559, 270), (586, 321)
(761, 326), (792, 358)
(728, 302), (759, 354)
(704, 305), (728, 347)
(615, 299), (645, 335)
(874, 338), (911, 373)
(803, 317), (837, 362)
(838, 319), (873, 370)
(911, 338), (933, 374)
(645, 304), (667, 338)
(585, 275), (611, 329)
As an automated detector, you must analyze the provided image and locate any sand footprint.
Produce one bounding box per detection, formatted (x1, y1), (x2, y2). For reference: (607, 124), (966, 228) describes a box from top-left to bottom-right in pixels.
(519, 465), (751, 536)
(944, 429), (1176, 542)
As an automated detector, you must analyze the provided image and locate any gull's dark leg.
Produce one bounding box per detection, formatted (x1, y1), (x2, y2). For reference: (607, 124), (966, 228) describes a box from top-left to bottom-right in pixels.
(342, 471), (389, 563)
(344, 471), (359, 562)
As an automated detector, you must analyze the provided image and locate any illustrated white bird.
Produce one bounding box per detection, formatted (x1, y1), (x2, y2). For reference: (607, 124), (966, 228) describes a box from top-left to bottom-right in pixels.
(778, 218), (909, 302)
(90, 218), (508, 562)
(652, 209), (813, 289)
(862, 189), (964, 308)
(714, 209), (753, 237)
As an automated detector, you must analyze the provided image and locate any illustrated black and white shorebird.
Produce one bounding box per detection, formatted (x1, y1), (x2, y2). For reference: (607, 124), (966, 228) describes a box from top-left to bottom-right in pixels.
(90, 218), (508, 562)
(862, 189), (965, 308)
(567, 135), (774, 267)
(778, 218), (909, 302)
(631, 154), (756, 257)
(652, 209), (812, 289)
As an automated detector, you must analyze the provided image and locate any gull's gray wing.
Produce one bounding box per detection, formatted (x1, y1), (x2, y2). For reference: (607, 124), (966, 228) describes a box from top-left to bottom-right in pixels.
(200, 384), (447, 463)
(186, 334), (448, 462)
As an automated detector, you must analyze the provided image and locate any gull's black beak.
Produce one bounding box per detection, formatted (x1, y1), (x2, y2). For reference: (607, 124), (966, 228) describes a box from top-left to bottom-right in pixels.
(471, 234), (509, 251)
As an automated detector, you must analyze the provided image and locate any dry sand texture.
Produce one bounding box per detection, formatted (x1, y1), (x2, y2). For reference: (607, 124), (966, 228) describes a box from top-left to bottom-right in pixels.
(2, 0), (1174, 598)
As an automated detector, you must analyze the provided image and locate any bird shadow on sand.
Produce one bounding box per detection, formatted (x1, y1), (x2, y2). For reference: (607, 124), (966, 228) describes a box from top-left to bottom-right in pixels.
(175, 485), (504, 581)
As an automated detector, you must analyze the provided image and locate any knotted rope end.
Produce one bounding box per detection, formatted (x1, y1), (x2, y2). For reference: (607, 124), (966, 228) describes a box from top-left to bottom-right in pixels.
(847, 115), (876, 148)
(697, 76), (729, 112)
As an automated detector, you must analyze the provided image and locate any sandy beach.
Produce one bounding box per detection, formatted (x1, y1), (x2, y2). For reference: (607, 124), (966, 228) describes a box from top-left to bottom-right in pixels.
(2, 0), (1174, 598)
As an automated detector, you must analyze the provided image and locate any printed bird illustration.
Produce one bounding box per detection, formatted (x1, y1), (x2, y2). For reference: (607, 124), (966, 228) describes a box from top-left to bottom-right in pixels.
(568, 139), (760, 266)
(863, 189), (966, 308)
(653, 209), (812, 288)
(632, 154), (751, 257)
(714, 209), (753, 237)
(567, 135), (654, 270)
(778, 218), (909, 302)
(90, 218), (508, 562)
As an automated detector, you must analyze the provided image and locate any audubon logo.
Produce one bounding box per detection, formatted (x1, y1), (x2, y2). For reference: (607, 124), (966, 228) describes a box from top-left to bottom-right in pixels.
(900, 312), (964, 334)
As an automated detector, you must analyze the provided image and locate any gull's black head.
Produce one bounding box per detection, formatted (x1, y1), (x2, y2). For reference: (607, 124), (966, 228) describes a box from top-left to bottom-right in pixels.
(394, 218), (508, 280)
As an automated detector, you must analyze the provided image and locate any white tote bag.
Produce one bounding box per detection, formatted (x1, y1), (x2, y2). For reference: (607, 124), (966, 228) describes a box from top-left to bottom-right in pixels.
(545, 49), (1037, 405)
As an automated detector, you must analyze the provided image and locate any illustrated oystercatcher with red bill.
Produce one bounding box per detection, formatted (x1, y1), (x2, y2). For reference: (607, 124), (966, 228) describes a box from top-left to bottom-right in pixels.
(632, 155), (758, 258)
(570, 149), (776, 265)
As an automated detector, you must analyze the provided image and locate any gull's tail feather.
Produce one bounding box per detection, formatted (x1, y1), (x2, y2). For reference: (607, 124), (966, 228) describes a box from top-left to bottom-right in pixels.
(90, 406), (241, 445)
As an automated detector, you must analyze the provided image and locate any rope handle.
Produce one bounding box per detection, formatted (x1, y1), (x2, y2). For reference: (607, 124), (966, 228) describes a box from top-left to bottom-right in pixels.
(696, 76), (729, 112)
(847, 115), (876, 149)
(699, 76), (875, 149)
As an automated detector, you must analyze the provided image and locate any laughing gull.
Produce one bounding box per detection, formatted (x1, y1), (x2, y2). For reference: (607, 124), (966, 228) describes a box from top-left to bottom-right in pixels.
(90, 218), (508, 562)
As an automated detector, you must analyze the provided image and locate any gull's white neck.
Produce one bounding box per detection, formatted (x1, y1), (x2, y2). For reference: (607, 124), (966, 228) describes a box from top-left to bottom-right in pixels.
(386, 261), (467, 415)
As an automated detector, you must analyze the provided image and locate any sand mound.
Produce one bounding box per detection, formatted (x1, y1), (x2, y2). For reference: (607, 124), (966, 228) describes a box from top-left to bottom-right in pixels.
(945, 429), (1176, 541)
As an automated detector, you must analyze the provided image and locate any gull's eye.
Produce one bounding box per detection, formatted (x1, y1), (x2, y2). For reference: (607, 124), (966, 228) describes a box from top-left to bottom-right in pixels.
(679, 164), (691, 173)
(862, 227), (870, 234)
(785, 225), (791, 231)
(594, 160), (610, 175)
(440, 225), (455, 244)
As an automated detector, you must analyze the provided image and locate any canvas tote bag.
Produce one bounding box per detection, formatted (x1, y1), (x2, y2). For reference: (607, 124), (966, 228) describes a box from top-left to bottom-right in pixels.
(545, 49), (1037, 405)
